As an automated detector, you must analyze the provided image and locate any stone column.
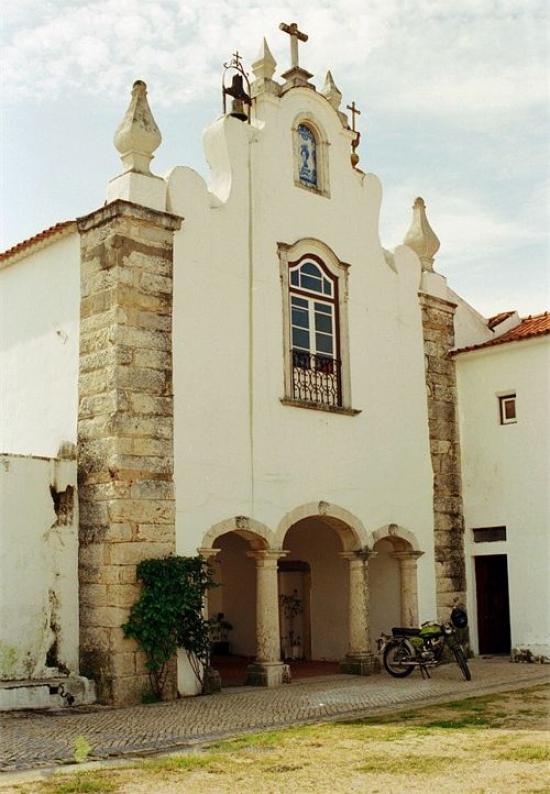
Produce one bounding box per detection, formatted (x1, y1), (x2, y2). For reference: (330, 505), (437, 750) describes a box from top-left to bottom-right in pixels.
(246, 549), (290, 686)
(419, 292), (467, 622)
(339, 550), (378, 675)
(76, 199), (182, 706)
(391, 550), (424, 627)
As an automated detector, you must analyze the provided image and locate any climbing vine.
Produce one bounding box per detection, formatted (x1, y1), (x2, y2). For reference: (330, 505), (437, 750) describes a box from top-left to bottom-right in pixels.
(122, 555), (214, 699)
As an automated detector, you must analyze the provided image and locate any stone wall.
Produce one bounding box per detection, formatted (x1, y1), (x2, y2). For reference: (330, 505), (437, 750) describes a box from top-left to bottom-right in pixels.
(420, 293), (467, 622)
(76, 200), (181, 706)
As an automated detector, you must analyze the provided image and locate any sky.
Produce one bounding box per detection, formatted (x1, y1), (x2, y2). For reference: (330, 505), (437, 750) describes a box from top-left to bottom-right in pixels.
(1, 0), (549, 316)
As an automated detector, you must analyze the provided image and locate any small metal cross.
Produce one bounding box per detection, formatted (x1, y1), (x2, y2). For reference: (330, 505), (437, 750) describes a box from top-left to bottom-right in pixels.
(232, 51), (243, 69)
(346, 101), (361, 133)
(279, 22), (308, 69)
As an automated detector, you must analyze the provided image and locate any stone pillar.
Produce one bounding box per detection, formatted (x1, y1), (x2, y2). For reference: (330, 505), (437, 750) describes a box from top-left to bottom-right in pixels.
(419, 292), (467, 623)
(391, 550), (424, 627)
(197, 547), (221, 619)
(246, 549), (290, 686)
(76, 199), (182, 706)
(339, 550), (378, 675)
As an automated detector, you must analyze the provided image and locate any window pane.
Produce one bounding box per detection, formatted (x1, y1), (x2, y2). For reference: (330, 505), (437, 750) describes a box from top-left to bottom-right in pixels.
(504, 399), (516, 419)
(316, 333), (333, 354)
(314, 302), (331, 314)
(301, 262), (322, 278)
(292, 307), (309, 328)
(290, 270), (299, 286)
(301, 274), (323, 293)
(291, 295), (308, 309)
(323, 279), (332, 295)
(315, 312), (332, 333)
(292, 328), (310, 350)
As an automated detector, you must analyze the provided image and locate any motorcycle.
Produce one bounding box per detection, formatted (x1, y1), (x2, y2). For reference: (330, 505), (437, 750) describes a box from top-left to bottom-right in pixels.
(378, 607), (471, 681)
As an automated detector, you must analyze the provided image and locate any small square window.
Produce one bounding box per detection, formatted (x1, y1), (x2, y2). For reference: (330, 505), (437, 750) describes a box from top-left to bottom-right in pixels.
(499, 394), (517, 424)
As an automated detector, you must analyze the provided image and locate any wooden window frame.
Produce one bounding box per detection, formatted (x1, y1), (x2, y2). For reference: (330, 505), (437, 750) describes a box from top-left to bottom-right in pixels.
(278, 239), (359, 415)
(498, 394), (517, 425)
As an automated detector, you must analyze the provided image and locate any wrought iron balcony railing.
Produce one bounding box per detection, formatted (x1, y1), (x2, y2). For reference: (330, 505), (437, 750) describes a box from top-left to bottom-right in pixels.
(291, 349), (342, 408)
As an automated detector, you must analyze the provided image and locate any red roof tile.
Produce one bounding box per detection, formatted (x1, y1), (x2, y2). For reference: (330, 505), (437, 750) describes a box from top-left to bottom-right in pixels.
(0, 220), (76, 263)
(454, 312), (550, 355)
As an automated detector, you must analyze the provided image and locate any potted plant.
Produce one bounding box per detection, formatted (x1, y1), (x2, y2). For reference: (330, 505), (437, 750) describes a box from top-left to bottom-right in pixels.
(280, 590), (304, 661)
(209, 612), (233, 656)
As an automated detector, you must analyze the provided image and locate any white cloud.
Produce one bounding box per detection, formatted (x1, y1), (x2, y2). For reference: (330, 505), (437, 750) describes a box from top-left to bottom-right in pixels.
(2, 0), (548, 125)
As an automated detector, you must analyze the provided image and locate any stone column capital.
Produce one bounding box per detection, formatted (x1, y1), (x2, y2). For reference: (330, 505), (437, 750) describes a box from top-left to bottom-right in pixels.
(197, 547), (221, 561)
(391, 550), (424, 562)
(339, 549), (377, 564)
(247, 548), (289, 566)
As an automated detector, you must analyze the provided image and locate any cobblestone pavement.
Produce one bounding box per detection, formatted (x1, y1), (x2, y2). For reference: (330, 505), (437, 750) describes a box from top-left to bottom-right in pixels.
(1, 659), (548, 772)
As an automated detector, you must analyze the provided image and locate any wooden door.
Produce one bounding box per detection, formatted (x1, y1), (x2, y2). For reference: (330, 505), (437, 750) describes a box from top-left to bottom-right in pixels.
(475, 555), (511, 654)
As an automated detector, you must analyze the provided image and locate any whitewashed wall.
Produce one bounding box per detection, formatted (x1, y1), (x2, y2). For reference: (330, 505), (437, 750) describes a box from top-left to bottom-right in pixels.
(0, 454), (79, 679)
(456, 338), (550, 655)
(0, 232), (80, 457)
(168, 89), (437, 630)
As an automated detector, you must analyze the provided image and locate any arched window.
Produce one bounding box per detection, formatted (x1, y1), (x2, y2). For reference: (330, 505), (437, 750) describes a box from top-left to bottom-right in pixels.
(288, 257), (340, 406)
(297, 124), (318, 188)
(292, 116), (330, 197)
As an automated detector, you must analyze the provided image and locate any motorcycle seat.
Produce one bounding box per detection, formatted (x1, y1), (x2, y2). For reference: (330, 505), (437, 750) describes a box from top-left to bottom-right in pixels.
(392, 627), (421, 636)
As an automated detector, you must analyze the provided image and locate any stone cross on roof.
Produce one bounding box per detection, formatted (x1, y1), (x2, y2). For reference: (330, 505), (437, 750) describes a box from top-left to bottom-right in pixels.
(279, 21), (314, 90)
(279, 22), (308, 69)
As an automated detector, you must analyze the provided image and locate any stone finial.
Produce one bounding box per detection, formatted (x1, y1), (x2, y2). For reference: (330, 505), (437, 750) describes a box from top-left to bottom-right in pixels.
(403, 197), (440, 271)
(114, 80), (161, 175)
(252, 37), (277, 81)
(321, 71), (342, 110)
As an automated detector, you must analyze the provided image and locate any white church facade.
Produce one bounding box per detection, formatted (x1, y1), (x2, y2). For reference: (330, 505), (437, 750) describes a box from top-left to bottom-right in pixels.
(1, 26), (548, 709)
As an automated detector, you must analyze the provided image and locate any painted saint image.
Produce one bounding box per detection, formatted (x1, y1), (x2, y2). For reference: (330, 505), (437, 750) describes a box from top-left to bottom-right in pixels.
(298, 124), (317, 187)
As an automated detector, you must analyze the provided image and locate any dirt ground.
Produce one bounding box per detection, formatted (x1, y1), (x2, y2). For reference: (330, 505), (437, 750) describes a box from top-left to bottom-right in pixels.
(3, 684), (549, 794)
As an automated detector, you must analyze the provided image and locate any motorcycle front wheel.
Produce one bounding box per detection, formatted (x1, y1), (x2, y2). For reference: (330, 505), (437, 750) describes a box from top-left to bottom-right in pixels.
(452, 645), (471, 681)
(383, 640), (415, 677)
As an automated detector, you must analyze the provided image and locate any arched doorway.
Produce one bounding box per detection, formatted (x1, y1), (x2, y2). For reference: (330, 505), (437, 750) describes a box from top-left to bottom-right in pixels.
(369, 525), (424, 645)
(207, 532), (257, 685)
(201, 518), (275, 688)
(281, 519), (348, 674)
(277, 504), (376, 678)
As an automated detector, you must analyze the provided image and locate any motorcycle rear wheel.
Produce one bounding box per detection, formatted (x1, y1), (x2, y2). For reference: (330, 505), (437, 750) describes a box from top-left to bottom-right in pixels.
(452, 645), (471, 681)
(383, 640), (415, 677)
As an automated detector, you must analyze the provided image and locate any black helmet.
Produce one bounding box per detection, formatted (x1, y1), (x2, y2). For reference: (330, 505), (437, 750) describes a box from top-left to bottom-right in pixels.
(450, 607), (468, 629)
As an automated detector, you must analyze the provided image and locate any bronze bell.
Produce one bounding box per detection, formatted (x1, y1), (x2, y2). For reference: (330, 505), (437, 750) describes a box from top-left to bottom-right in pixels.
(226, 74), (249, 121)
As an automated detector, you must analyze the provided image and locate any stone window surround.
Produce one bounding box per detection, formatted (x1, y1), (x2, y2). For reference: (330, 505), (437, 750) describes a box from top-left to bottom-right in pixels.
(278, 238), (356, 413)
(291, 113), (330, 199)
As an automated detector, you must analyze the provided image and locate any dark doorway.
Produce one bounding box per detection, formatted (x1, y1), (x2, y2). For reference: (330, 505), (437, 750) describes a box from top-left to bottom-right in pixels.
(475, 555), (511, 654)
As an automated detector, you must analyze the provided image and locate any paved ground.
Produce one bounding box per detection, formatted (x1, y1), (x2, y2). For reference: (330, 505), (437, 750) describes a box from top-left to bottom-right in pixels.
(0, 658), (548, 773)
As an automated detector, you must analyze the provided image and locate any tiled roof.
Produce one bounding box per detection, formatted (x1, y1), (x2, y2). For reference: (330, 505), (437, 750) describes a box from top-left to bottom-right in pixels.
(487, 310), (515, 329)
(453, 312), (550, 355)
(0, 220), (76, 264)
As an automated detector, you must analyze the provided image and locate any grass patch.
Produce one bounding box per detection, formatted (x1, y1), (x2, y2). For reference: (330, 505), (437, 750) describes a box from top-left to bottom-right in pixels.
(425, 716), (491, 729)
(40, 773), (118, 794)
(499, 745), (550, 763)
(143, 751), (227, 774)
(359, 752), (448, 775)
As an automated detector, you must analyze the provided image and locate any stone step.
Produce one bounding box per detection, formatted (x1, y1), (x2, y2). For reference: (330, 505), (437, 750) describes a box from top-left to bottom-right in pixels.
(0, 675), (96, 711)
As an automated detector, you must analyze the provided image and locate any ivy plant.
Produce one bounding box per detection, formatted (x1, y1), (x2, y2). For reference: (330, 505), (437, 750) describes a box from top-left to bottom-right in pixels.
(122, 555), (214, 699)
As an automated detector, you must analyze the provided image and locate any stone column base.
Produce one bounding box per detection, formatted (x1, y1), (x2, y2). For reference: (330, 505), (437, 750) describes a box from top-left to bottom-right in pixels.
(340, 653), (380, 676)
(246, 661), (291, 687)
